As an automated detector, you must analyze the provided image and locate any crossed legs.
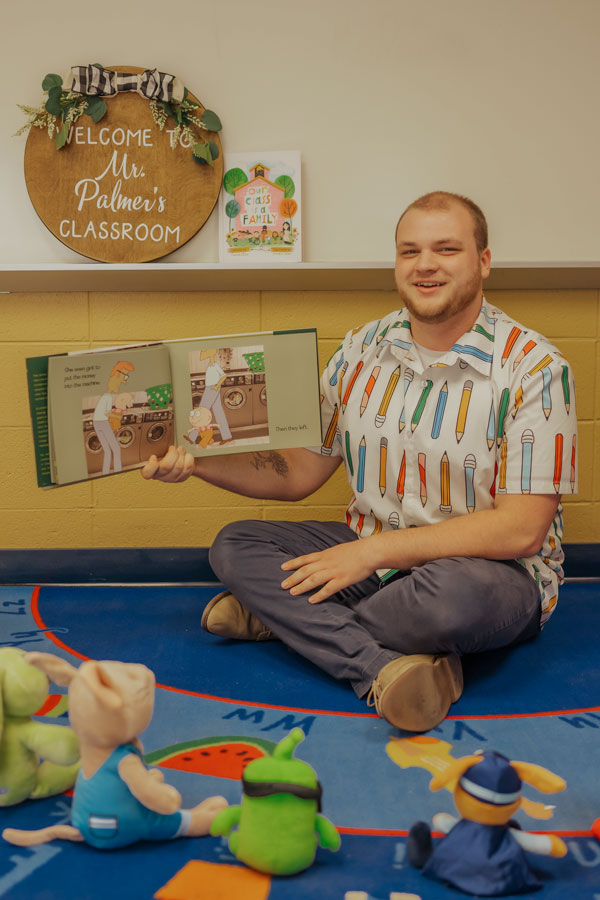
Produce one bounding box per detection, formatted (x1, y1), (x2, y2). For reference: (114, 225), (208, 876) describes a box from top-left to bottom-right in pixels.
(208, 520), (541, 721)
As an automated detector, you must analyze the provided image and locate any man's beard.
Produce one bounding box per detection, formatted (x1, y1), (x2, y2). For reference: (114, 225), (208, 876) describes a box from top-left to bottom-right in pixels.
(397, 268), (482, 325)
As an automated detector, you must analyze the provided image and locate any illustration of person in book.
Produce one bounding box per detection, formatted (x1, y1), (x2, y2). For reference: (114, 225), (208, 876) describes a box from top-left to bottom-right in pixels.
(184, 407), (215, 448)
(282, 221), (292, 244)
(199, 349), (233, 446)
(108, 392), (134, 433)
(93, 362), (135, 475)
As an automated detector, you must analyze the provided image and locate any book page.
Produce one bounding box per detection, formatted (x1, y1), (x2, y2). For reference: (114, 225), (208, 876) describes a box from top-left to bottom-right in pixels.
(47, 344), (172, 485)
(166, 330), (321, 454)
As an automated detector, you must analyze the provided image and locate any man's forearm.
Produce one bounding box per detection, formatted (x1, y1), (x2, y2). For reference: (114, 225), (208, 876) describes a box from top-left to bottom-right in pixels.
(192, 450), (295, 499)
(142, 444), (341, 495)
(365, 494), (560, 573)
(280, 493), (560, 604)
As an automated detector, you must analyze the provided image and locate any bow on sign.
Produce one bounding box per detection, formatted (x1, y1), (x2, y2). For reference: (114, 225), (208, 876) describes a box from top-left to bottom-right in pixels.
(63, 65), (185, 103)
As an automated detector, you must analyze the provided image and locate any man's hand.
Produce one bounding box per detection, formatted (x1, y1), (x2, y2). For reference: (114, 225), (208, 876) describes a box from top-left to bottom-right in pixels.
(141, 445), (195, 483)
(279, 492), (562, 605)
(280, 538), (378, 604)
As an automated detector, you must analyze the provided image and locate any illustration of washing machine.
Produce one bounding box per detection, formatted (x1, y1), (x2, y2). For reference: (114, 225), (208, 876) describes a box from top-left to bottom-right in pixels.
(83, 408), (143, 476)
(190, 374), (206, 404)
(251, 372), (268, 424)
(140, 407), (174, 461)
(190, 370), (253, 439)
(221, 371), (254, 428)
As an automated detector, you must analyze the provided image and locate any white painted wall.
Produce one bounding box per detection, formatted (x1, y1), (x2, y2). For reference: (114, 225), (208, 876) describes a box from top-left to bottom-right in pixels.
(2, 0), (599, 264)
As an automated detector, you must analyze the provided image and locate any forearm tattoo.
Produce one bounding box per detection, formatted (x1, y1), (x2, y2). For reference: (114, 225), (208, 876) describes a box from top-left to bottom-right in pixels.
(251, 452), (289, 477)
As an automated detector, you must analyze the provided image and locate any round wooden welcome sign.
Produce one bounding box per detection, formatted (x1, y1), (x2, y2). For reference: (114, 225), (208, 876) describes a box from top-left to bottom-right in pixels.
(24, 66), (223, 263)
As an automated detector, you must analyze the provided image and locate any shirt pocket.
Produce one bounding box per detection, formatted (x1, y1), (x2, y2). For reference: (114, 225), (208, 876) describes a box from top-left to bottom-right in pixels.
(87, 814), (119, 840)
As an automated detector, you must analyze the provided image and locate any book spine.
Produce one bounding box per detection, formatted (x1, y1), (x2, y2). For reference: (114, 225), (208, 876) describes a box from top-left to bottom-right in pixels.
(26, 356), (53, 488)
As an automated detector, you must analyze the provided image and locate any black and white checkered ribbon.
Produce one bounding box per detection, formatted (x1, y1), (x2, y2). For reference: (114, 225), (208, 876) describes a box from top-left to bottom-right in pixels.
(63, 66), (184, 103)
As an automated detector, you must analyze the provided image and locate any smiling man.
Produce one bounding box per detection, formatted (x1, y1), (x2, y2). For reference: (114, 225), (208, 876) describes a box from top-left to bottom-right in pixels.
(143, 191), (578, 733)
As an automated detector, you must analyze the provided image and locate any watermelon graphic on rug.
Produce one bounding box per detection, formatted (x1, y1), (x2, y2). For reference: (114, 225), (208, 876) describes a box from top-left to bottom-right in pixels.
(145, 736), (278, 779)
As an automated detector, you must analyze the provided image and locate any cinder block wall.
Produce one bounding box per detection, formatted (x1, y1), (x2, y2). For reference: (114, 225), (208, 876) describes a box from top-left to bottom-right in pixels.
(1, 289), (598, 548)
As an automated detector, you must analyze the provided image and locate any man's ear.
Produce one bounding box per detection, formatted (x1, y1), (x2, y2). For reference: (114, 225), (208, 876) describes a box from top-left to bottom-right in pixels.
(79, 662), (124, 711)
(480, 247), (491, 280)
(24, 652), (78, 686)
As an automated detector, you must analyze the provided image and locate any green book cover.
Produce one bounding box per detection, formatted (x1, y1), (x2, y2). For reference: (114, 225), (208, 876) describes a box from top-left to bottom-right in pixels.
(26, 354), (53, 488)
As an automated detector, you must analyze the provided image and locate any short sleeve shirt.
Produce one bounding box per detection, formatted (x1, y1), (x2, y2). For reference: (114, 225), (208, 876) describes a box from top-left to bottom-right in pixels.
(310, 299), (578, 626)
(93, 393), (114, 422)
(205, 363), (225, 388)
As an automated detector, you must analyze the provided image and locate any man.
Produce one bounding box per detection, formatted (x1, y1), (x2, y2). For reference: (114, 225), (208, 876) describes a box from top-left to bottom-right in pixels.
(197, 348), (233, 446)
(94, 360), (135, 476)
(142, 192), (577, 733)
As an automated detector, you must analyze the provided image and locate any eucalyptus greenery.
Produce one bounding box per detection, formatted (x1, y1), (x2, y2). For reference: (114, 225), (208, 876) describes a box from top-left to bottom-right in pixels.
(16, 66), (222, 164)
(16, 71), (103, 149)
(149, 90), (222, 167)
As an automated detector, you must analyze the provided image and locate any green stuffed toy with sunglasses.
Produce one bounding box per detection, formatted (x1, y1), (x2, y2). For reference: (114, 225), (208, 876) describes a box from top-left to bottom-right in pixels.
(0, 647), (80, 806)
(210, 727), (340, 875)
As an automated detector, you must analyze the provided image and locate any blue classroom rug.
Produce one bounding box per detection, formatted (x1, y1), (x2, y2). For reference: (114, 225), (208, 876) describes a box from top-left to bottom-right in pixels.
(1, 580), (599, 899)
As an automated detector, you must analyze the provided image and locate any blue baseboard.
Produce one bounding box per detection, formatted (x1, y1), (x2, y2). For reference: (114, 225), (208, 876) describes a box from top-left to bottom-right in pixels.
(0, 544), (596, 584)
(0, 547), (214, 584)
(560, 543), (599, 579)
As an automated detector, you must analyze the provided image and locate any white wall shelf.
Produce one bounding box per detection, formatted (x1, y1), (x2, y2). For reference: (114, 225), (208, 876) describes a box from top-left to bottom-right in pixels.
(1, 262), (600, 294)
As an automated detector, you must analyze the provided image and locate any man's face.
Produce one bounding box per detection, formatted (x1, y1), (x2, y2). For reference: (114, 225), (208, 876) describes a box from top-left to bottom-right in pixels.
(394, 204), (491, 327)
(107, 370), (129, 393)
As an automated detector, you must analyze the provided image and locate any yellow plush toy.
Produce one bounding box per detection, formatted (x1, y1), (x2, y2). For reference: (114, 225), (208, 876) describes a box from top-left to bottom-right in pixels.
(407, 749), (567, 896)
(0, 647), (80, 806)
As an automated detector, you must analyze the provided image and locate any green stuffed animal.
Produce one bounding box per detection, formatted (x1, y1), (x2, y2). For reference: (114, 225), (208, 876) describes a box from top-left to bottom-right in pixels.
(0, 647), (80, 805)
(210, 727), (340, 875)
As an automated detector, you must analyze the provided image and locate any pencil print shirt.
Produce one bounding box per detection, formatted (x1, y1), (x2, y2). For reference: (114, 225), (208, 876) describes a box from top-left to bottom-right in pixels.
(312, 300), (578, 626)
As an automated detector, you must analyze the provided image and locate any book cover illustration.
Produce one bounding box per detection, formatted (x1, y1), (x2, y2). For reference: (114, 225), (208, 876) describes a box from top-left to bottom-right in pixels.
(82, 361), (174, 480)
(185, 344), (269, 449)
(51, 345), (173, 485)
(219, 150), (301, 262)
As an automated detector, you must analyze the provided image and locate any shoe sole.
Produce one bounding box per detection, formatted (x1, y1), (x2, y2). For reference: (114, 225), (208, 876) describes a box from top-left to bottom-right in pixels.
(379, 654), (463, 732)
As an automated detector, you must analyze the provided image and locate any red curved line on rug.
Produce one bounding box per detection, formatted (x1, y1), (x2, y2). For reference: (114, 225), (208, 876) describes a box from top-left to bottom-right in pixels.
(337, 827), (594, 838)
(35, 694), (63, 716)
(31, 587), (91, 662)
(31, 586), (600, 720)
(157, 680), (600, 719)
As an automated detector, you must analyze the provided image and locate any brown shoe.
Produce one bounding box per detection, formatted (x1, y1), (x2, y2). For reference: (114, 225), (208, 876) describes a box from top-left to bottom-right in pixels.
(367, 653), (463, 732)
(201, 591), (275, 641)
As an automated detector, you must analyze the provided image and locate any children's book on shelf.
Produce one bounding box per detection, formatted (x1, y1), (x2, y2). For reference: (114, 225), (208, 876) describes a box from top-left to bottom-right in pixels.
(218, 150), (302, 263)
(26, 329), (321, 488)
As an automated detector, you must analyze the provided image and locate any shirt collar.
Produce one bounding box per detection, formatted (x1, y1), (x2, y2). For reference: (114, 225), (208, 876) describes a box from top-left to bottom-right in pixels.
(378, 299), (496, 376)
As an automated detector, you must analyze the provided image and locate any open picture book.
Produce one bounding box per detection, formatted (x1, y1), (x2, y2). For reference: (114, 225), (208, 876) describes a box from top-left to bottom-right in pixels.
(26, 329), (322, 488)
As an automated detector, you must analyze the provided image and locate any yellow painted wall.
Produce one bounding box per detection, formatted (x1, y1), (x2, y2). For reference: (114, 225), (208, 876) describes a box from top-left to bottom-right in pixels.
(1, 288), (598, 548)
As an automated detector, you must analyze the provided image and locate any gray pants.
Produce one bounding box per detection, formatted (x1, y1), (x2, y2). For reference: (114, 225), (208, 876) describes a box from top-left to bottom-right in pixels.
(93, 419), (121, 475)
(200, 388), (232, 441)
(209, 520), (541, 699)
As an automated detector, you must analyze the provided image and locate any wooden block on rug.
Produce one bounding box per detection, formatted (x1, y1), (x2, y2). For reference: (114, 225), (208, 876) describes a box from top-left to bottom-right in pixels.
(155, 859), (271, 900)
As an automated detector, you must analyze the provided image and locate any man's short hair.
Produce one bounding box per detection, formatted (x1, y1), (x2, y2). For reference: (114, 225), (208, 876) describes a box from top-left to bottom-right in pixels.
(110, 360), (135, 377)
(396, 191), (489, 254)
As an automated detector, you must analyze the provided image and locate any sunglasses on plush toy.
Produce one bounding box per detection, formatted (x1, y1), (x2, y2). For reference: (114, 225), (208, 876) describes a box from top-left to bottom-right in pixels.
(242, 777), (323, 811)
